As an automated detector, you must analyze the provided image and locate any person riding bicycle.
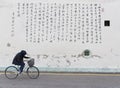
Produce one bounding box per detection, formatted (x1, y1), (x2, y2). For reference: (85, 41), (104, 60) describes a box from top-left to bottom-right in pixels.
(12, 50), (30, 74)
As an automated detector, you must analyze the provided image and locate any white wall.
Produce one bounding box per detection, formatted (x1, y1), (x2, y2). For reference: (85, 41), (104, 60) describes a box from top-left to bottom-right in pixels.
(0, 0), (120, 72)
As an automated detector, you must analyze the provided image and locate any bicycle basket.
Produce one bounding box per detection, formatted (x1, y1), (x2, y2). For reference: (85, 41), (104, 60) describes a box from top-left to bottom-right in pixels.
(27, 59), (34, 67)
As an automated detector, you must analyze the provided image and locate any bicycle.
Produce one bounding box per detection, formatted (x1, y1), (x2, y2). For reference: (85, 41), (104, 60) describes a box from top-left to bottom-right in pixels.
(5, 58), (39, 79)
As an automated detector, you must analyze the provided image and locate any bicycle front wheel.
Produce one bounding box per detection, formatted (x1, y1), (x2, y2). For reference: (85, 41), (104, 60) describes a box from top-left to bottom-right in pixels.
(26, 66), (39, 79)
(5, 66), (18, 79)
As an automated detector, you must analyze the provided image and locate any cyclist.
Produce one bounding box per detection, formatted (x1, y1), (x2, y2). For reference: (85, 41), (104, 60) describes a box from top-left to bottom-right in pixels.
(12, 50), (30, 74)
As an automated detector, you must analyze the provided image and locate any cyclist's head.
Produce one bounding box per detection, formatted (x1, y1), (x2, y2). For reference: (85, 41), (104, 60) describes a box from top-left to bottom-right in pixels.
(21, 50), (27, 55)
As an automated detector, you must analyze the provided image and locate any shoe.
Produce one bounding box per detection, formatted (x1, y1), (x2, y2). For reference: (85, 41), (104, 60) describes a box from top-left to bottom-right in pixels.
(17, 70), (22, 74)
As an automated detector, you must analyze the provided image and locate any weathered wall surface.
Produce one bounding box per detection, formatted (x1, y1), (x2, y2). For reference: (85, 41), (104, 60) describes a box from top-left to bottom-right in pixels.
(0, 0), (120, 72)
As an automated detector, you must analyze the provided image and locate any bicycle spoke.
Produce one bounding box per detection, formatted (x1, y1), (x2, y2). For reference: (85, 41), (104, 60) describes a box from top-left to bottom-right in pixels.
(27, 66), (39, 79)
(5, 66), (18, 79)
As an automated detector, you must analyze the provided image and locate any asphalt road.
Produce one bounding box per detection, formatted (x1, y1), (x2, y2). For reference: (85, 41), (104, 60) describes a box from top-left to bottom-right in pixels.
(0, 73), (120, 88)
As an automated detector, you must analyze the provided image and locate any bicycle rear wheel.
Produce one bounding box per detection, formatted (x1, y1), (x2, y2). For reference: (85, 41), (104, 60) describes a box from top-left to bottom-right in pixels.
(5, 66), (18, 79)
(26, 66), (39, 79)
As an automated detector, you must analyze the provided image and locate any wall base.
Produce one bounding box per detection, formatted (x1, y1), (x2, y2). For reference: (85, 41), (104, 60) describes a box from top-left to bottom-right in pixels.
(1, 67), (120, 73)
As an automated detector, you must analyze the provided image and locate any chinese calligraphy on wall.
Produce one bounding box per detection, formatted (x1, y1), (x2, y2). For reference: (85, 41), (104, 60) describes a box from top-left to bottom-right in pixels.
(11, 3), (102, 43)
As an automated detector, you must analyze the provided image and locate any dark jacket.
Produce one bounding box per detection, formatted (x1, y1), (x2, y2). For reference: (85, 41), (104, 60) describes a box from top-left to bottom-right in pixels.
(12, 51), (29, 65)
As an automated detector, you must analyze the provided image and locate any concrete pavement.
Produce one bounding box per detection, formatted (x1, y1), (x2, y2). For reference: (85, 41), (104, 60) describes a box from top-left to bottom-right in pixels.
(0, 73), (120, 88)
